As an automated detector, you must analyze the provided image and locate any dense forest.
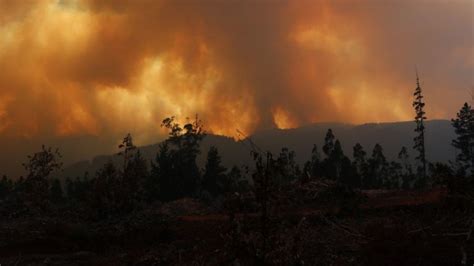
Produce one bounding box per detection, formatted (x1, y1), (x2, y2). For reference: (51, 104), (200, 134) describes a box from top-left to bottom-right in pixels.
(0, 85), (473, 265)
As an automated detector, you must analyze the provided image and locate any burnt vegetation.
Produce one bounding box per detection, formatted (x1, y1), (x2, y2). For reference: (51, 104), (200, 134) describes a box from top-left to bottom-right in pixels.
(0, 83), (473, 265)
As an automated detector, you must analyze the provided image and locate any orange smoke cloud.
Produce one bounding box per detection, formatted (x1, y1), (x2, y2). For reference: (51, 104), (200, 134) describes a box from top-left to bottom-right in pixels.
(0, 0), (472, 144)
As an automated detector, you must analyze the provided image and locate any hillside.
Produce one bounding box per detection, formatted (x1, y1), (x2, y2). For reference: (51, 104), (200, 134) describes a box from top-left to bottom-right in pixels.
(62, 120), (455, 179)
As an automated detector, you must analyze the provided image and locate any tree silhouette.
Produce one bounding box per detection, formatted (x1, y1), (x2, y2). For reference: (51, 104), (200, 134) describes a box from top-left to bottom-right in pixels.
(387, 161), (403, 189)
(304, 144), (321, 179)
(398, 146), (414, 189)
(331, 140), (345, 180)
(413, 73), (427, 182)
(66, 173), (91, 203)
(23, 145), (63, 180)
(122, 149), (148, 206)
(149, 142), (173, 201)
(353, 143), (367, 188)
(276, 147), (301, 184)
(226, 166), (248, 193)
(22, 146), (63, 209)
(321, 135), (356, 185)
(251, 151), (278, 264)
(118, 133), (137, 172)
(159, 116), (206, 199)
(202, 146), (227, 197)
(323, 129), (335, 157)
(92, 161), (120, 218)
(0, 175), (12, 200)
(429, 162), (454, 186)
(50, 178), (63, 204)
(116, 133), (147, 210)
(367, 144), (388, 188)
(451, 102), (474, 177)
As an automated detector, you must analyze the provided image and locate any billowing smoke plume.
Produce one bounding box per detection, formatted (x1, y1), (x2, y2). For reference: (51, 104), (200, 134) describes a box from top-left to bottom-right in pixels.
(0, 0), (472, 143)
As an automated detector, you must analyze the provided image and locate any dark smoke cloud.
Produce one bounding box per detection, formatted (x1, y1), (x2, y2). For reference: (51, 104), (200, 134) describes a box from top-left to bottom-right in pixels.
(0, 0), (472, 144)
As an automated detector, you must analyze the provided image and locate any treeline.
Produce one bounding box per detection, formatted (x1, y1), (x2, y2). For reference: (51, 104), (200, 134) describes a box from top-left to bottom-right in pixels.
(0, 96), (473, 219)
(0, 117), (250, 219)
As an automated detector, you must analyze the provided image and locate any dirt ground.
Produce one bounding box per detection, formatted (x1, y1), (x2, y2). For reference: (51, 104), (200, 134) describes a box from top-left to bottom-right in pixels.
(1, 188), (472, 265)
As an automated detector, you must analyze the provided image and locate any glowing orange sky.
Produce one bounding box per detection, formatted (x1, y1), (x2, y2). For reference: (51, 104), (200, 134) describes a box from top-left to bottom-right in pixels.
(0, 0), (472, 144)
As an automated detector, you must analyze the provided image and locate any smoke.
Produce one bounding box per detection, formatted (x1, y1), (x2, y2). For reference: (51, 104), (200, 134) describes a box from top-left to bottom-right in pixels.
(0, 0), (472, 143)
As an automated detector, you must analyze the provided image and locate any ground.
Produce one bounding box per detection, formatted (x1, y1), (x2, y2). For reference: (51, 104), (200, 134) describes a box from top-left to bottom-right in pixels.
(1, 187), (473, 265)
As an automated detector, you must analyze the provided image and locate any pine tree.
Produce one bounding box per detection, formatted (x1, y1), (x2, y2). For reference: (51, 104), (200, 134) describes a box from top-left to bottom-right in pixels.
(368, 144), (387, 188)
(353, 143), (366, 174)
(413, 74), (427, 181)
(371, 144), (386, 167)
(331, 140), (345, 180)
(451, 102), (474, 176)
(321, 130), (351, 181)
(353, 143), (367, 187)
(149, 142), (174, 201)
(323, 129), (335, 157)
(202, 146), (227, 196)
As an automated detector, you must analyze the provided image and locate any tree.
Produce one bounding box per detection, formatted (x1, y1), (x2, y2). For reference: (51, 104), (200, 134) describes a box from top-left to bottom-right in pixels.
(50, 178), (63, 204)
(202, 146), (227, 197)
(321, 138), (356, 185)
(0, 175), (12, 199)
(22, 146), (63, 208)
(116, 134), (147, 211)
(429, 162), (454, 186)
(148, 142), (173, 201)
(92, 161), (120, 218)
(331, 140), (358, 187)
(367, 144), (388, 188)
(353, 143), (367, 187)
(159, 116), (206, 199)
(226, 166), (249, 193)
(398, 147), (412, 175)
(330, 140), (345, 180)
(386, 161), (402, 189)
(122, 149), (148, 205)
(66, 173), (91, 203)
(304, 144), (321, 179)
(118, 133), (136, 172)
(276, 147), (301, 184)
(23, 145), (63, 180)
(323, 129), (335, 157)
(251, 151), (278, 263)
(451, 102), (474, 177)
(413, 73), (427, 181)
(321, 129), (338, 178)
(398, 146), (414, 189)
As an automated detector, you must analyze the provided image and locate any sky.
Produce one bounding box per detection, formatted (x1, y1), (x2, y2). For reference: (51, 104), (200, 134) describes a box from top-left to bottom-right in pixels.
(0, 0), (472, 146)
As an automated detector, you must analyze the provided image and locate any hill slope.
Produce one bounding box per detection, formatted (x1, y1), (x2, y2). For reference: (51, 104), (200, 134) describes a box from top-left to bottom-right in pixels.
(62, 120), (456, 178)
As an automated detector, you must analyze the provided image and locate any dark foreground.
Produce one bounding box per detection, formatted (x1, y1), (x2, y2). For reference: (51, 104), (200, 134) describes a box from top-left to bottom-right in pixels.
(1, 187), (473, 266)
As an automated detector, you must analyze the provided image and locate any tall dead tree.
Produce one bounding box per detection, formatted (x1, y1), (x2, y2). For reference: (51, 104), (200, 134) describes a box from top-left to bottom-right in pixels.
(413, 72), (427, 182)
